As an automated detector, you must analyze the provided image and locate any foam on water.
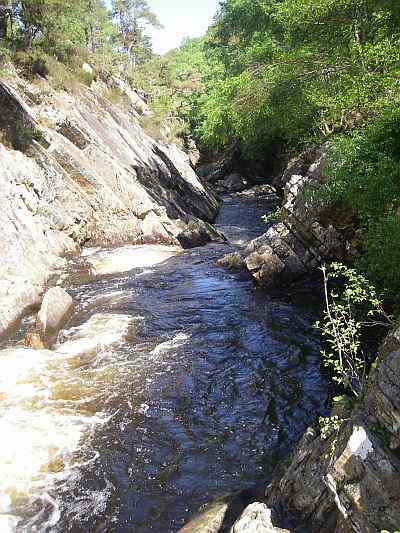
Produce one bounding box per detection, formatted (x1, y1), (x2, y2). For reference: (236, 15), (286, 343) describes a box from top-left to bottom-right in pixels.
(0, 313), (134, 530)
(55, 313), (133, 355)
(151, 332), (190, 356)
(87, 244), (181, 276)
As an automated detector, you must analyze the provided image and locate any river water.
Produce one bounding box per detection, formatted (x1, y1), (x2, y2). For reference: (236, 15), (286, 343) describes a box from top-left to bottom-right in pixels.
(0, 192), (327, 532)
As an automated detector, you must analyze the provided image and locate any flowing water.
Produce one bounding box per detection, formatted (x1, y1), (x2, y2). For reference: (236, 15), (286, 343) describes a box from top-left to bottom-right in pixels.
(0, 192), (327, 532)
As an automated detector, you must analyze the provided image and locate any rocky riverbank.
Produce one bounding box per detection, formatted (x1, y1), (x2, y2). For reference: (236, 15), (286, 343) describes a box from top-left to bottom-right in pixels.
(205, 149), (400, 532)
(0, 71), (223, 338)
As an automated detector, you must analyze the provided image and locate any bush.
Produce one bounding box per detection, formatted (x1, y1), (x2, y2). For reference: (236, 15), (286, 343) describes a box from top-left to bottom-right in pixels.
(315, 263), (391, 398)
(14, 51), (50, 78)
(323, 105), (400, 299)
(0, 45), (11, 66)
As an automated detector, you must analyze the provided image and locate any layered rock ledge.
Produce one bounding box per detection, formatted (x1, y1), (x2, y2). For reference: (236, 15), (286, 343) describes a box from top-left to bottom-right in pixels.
(0, 72), (221, 337)
(243, 147), (355, 288)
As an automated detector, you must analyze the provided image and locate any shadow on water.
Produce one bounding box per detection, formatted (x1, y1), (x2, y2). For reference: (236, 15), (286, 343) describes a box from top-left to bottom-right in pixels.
(3, 192), (327, 532)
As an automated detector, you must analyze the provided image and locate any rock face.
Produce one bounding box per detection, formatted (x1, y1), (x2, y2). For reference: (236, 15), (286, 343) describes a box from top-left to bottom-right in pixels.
(243, 146), (352, 288)
(0, 72), (219, 337)
(36, 287), (74, 342)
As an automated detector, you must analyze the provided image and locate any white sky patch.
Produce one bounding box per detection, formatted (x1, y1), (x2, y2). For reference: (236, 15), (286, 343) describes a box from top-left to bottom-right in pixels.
(106, 0), (219, 55)
(148, 0), (219, 54)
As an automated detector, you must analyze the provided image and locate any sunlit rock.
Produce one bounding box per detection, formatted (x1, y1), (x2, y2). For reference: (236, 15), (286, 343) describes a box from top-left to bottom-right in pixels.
(36, 287), (74, 343)
(230, 503), (290, 532)
(0, 73), (219, 337)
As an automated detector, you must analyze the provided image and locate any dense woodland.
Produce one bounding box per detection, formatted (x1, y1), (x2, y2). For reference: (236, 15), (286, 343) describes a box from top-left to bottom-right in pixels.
(1, 0), (400, 302)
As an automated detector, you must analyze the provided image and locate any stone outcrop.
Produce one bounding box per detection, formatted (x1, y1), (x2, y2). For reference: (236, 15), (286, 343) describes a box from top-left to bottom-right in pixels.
(243, 146), (353, 288)
(0, 72), (219, 337)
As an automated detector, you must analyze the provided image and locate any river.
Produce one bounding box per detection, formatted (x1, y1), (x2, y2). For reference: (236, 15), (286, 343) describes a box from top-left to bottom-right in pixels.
(0, 191), (327, 532)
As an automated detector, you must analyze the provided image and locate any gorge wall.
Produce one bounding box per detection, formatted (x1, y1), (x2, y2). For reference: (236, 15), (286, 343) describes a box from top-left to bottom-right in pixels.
(0, 71), (221, 338)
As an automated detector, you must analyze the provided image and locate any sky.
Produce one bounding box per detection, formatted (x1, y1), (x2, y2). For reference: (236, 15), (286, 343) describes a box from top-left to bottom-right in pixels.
(145, 0), (220, 55)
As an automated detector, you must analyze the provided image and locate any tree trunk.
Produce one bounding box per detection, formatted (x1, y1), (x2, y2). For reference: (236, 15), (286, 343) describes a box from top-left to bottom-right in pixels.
(0, 8), (9, 41)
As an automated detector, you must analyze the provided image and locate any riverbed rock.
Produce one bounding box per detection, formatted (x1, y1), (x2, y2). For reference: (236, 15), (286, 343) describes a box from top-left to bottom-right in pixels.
(218, 173), (248, 193)
(176, 216), (226, 248)
(230, 503), (290, 533)
(36, 287), (74, 342)
(179, 499), (230, 533)
(217, 252), (246, 271)
(242, 146), (352, 288)
(0, 72), (220, 337)
(237, 184), (277, 198)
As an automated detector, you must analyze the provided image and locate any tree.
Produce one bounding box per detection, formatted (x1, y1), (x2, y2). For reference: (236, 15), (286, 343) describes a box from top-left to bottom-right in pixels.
(112, 0), (162, 66)
(83, 0), (114, 53)
(0, 1), (13, 42)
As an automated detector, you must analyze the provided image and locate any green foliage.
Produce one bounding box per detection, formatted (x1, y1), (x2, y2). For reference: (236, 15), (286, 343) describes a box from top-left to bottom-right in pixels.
(315, 263), (390, 397)
(319, 414), (342, 459)
(189, 0), (400, 157)
(324, 107), (400, 297)
(111, 0), (162, 66)
(262, 207), (285, 224)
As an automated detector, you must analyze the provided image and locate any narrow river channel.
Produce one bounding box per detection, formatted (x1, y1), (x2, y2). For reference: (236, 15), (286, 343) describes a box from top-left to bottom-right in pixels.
(0, 191), (327, 532)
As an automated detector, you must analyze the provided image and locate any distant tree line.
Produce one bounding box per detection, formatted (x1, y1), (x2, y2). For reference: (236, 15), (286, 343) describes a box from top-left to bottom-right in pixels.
(0, 0), (161, 66)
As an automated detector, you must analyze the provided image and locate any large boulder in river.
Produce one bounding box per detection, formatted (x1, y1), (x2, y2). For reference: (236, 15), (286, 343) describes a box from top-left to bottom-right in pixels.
(36, 287), (74, 342)
(176, 216), (226, 249)
(217, 173), (248, 193)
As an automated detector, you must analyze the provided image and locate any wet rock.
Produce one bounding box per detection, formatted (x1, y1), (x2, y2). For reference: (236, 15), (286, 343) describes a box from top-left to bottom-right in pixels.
(179, 499), (230, 533)
(230, 503), (290, 533)
(36, 287), (74, 342)
(179, 492), (252, 533)
(238, 184), (277, 198)
(219, 173), (248, 193)
(176, 217), (226, 249)
(217, 252), (246, 271)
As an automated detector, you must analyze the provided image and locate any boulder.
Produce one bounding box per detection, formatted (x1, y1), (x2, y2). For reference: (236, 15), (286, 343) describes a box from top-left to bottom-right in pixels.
(36, 287), (74, 342)
(230, 503), (290, 533)
(217, 252), (246, 271)
(238, 184), (277, 198)
(219, 173), (248, 193)
(176, 217), (226, 249)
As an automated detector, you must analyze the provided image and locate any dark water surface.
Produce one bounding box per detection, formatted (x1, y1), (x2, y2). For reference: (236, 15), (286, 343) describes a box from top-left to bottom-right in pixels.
(5, 193), (327, 532)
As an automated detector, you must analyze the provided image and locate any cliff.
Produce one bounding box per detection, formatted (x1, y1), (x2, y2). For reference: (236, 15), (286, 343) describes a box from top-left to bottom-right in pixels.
(0, 71), (221, 337)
